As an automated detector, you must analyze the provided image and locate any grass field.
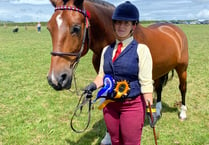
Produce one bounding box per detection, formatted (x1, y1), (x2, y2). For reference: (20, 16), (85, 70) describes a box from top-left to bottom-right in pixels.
(0, 24), (209, 145)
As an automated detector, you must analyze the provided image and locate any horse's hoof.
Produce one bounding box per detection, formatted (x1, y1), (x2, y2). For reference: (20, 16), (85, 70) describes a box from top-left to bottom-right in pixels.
(179, 117), (187, 121)
(179, 105), (187, 121)
(156, 102), (162, 117)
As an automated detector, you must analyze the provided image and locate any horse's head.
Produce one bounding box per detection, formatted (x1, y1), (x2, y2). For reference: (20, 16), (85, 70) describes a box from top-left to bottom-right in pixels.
(47, 0), (90, 90)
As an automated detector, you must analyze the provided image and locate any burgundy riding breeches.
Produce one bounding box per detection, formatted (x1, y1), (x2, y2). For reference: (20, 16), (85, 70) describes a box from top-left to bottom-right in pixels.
(103, 95), (146, 145)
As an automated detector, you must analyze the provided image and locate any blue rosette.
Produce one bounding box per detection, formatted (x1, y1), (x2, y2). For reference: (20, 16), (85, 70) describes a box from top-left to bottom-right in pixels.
(93, 75), (114, 102)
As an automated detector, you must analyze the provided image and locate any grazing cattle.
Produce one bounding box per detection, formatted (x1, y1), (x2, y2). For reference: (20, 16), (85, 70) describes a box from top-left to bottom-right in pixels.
(13, 26), (19, 33)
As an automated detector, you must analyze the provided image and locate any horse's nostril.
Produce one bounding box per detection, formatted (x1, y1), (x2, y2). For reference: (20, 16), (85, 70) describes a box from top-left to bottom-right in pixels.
(61, 73), (67, 81)
(58, 73), (67, 84)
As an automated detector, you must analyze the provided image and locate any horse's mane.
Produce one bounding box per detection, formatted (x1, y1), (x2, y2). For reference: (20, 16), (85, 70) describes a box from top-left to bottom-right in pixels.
(87, 0), (115, 8)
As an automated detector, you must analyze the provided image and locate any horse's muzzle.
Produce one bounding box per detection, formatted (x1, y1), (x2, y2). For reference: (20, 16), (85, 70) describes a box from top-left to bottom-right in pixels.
(47, 72), (72, 90)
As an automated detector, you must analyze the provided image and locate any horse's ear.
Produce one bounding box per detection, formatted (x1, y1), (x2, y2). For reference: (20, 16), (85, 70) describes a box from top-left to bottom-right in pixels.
(50, 0), (57, 7)
(74, 0), (84, 8)
(50, 0), (66, 7)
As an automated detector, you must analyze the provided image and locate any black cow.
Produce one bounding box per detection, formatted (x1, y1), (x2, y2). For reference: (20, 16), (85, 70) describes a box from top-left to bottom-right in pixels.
(13, 27), (19, 33)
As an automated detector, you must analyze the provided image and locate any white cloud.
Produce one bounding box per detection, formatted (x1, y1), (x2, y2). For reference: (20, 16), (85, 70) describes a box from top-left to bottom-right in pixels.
(1, 0), (209, 22)
(10, 0), (50, 5)
(196, 9), (209, 19)
(191, 0), (209, 2)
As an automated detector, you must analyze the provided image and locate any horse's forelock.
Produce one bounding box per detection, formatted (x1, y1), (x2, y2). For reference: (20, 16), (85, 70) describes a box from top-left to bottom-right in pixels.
(63, 0), (69, 4)
(60, 0), (84, 8)
(73, 0), (84, 8)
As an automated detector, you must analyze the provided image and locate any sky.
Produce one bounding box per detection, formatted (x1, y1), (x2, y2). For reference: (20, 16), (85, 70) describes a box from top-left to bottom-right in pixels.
(0, 0), (209, 22)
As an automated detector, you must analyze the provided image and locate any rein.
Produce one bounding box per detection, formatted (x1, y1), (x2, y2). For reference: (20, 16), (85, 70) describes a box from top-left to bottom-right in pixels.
(70, 92), (93, 133)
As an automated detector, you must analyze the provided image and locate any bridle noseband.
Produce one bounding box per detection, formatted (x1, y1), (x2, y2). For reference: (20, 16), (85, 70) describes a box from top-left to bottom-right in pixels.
(50, 6), (90, 63)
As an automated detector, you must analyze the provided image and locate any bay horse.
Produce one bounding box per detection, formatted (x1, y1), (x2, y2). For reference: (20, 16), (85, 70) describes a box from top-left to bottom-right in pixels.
(47, 0), (188, 120)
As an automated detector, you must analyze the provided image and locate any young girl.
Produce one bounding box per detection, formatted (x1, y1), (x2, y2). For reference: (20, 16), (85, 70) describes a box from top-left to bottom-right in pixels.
(84, 1), (154, 144)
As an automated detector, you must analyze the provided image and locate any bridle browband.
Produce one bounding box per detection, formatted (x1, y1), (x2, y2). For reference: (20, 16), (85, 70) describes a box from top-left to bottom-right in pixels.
(50, 6), (90, 62)
(55, 6), (89, 17)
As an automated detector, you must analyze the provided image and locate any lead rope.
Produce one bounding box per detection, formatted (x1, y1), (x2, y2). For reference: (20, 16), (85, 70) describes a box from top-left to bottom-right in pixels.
(73, 72), (79, 96)
(71, 61), (80, 96)
(70, 92), (92, 133)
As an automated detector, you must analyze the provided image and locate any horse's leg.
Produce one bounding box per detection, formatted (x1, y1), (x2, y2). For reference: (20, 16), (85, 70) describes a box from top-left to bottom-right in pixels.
(154, 76), (167, 117)
(154, 79), (162, 117)
(175, 66), (188, 120)
(154, 72), (172, 117)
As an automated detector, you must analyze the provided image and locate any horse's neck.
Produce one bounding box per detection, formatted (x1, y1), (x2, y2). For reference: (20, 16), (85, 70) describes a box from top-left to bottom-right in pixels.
(134, 24), (152, 44)
(85, 1), (115, 55)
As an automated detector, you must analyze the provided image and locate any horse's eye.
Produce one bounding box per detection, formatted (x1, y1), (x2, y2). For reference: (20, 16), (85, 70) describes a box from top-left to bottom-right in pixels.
(71, 25), (81, 35)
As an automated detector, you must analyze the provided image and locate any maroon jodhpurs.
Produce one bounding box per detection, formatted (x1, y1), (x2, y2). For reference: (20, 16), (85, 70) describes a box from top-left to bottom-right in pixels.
(103, 96), (146, 145)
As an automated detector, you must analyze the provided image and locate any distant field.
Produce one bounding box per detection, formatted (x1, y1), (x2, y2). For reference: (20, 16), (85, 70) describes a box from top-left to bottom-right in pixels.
(0, 24), (209, 145)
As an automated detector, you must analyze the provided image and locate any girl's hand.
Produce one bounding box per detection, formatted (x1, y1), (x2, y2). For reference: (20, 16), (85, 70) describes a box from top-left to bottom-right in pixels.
(143, 93), (153, 106)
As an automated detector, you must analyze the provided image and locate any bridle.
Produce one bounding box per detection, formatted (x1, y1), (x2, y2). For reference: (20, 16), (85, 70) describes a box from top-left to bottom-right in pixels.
(50, 6), (90, 64)
(50, 6), (93, 133)
(50, 6), (90, 95)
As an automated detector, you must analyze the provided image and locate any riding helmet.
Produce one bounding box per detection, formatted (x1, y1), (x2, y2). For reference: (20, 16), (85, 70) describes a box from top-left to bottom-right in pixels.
(112, 1), (139, 22)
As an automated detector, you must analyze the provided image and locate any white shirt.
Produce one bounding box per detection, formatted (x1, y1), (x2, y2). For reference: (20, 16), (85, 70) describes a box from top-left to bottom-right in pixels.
(98, 36), (153, 93)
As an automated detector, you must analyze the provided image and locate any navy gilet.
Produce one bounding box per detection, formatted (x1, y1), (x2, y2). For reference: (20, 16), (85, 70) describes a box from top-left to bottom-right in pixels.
(103, 39), (141, 98)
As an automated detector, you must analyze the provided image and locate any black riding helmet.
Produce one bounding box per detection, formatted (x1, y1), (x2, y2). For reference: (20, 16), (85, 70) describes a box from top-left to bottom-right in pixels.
(112, 1), (139, 24)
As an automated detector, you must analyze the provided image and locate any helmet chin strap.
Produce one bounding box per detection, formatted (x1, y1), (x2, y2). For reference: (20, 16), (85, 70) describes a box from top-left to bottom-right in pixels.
(128, 24), (136, 36)
(129, 23), (137, 36)
(130, 30), (134, 35)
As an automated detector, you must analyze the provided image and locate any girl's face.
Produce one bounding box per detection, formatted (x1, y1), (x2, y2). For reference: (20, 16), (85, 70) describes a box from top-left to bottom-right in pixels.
(114, 21), (135, 41)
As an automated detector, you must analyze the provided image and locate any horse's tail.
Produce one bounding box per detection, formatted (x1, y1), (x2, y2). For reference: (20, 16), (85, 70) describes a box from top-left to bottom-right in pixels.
(159, 70), (174, 87)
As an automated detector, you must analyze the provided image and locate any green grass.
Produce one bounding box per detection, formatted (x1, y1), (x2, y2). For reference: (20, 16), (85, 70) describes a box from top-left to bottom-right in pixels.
(0, 24), (209, 145)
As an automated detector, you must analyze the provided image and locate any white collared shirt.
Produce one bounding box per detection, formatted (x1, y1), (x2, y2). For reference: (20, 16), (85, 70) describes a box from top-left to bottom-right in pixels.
(98, 36), (153, 93)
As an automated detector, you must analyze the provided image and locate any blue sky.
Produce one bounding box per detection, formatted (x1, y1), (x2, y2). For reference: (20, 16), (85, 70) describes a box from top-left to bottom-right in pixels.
(0, 0), (209, 22)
